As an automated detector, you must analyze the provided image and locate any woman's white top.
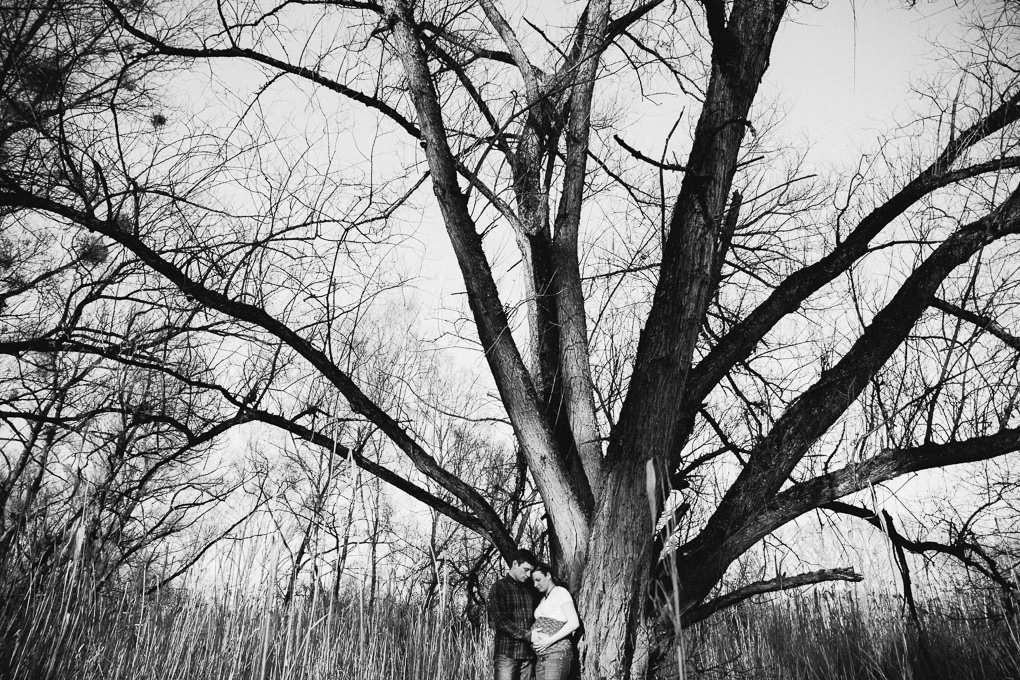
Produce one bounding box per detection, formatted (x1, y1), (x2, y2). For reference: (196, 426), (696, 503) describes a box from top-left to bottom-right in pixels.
(534, 585), (575, 621)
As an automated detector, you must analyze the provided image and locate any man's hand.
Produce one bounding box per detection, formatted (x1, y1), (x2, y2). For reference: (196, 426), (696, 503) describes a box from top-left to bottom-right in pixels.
(531, 631), (551, 653)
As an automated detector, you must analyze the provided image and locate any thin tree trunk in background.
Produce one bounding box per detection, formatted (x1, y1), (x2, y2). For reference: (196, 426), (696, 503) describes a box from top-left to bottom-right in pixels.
(334, 456), (361, 602)
(333, 497), (357, 601)
(284, 516), (314, 607)
(883, 510), (919, 622)
(366, 477), (381, 612)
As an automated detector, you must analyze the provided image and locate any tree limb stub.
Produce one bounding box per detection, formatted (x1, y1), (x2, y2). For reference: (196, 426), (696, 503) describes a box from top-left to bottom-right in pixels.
(613, 134), (687, 171)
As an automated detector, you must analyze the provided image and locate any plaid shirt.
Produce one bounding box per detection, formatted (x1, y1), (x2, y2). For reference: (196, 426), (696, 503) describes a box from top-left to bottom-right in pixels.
(488, 575), (538, 659)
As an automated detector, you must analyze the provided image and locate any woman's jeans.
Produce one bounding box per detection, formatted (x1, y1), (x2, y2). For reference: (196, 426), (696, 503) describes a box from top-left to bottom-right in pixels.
(535, 649), (572, 680)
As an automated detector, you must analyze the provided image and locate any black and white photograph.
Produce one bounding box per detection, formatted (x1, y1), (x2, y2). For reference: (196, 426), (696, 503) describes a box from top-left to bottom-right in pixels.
(1, 1), (1018, 678)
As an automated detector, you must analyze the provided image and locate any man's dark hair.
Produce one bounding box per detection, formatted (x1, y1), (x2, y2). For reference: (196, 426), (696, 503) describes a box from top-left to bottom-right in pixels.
(510, 548), (537, 567)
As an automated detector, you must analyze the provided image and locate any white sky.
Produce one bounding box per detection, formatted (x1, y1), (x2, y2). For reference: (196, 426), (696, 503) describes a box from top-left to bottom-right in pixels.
(770, 0), (965, 165)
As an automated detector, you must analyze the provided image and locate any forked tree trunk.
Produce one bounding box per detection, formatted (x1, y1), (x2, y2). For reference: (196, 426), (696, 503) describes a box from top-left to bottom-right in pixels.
(567, 5), (787, 676)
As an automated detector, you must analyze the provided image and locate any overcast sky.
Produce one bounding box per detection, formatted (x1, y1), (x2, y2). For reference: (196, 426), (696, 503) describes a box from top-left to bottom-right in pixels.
(770, 0), (967, 164)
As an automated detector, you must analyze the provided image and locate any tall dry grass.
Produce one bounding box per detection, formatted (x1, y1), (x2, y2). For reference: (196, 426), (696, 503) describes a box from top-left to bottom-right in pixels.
(2, 563), (1016, 680)
(686, 588), (1020, 680)
(0, 563), (490, 680)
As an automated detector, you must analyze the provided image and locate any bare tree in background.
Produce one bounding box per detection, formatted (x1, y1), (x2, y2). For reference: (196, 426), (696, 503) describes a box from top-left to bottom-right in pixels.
(0, 0), (270, 589)
(5, 0), (1020, 677)
(0, 338), (257, 589)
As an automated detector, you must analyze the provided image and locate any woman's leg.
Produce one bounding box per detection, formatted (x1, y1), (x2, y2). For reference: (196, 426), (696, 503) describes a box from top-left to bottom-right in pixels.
(535, 650), (572, 680)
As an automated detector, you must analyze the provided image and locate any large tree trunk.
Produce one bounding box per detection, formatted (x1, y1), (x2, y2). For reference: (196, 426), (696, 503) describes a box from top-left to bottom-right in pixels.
(576, 459), (657, 679)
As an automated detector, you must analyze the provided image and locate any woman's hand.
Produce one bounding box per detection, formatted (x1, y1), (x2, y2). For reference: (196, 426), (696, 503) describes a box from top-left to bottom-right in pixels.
(531, 631), (549, 651)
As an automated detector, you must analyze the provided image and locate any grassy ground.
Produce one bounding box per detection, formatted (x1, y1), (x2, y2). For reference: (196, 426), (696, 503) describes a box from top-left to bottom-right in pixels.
(1, 569), (1016, 679)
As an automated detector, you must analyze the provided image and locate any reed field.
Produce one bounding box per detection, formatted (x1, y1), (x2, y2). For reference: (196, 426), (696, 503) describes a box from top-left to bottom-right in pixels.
(1, 567), (1016, 680)
(684, 589), (1019, 680)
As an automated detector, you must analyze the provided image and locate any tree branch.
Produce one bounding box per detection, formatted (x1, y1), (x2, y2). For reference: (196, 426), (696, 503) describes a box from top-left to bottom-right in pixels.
(147, 493), (269, 594)
(931, 297), (1020, 352)
(475, 0), (545, 107)
(418, 20), (515, 66)
(689, 93), (1020, 412)
(823, 501), (1018, 593)
(0, 330), (516, 554)
(0, 187), (518, 558)
(678, 185), (1020, 603)
(613, 134), (687, 171)
(103, 0), (423, 140)
(682, 567), (863, 626)
(603, 0), (664, 46)
(549, 0), (611, 496)
(380, 0), (591, 564)
(248, 407), (511, 550)
(608, 0), (785, 472)
(725, 426), (1020, 573)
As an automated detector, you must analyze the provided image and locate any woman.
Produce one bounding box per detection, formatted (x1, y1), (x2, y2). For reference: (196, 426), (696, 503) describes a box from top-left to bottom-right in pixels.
(529, 562), (579, 680)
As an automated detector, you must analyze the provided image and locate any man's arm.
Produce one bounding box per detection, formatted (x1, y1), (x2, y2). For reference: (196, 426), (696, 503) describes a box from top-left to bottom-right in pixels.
(487, 581), (531, 640)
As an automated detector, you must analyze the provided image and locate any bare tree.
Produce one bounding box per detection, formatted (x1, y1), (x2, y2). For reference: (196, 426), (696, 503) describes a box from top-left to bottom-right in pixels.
(0, 0), (270, 589)
(6, 0), (1020, 677)
(0, 344), (256, 590)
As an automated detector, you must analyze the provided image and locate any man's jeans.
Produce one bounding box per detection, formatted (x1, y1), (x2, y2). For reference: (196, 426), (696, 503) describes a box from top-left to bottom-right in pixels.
(494, 654), (535, 680)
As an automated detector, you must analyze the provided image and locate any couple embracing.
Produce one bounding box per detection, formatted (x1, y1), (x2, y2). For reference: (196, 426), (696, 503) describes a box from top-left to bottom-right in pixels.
(487, 549), (580, 680)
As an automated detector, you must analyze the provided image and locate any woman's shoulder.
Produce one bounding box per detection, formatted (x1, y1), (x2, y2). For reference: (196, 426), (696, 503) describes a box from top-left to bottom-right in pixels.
(550, 585), (574, 603)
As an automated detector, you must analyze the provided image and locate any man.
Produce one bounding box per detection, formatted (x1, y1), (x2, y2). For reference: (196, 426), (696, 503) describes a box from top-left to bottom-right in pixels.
(488, 548), (539, 680)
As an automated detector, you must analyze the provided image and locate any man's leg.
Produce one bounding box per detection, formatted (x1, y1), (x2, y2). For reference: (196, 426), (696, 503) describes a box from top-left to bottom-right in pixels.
(493, 654), (515, 680)
(519, 656), (536, 680)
